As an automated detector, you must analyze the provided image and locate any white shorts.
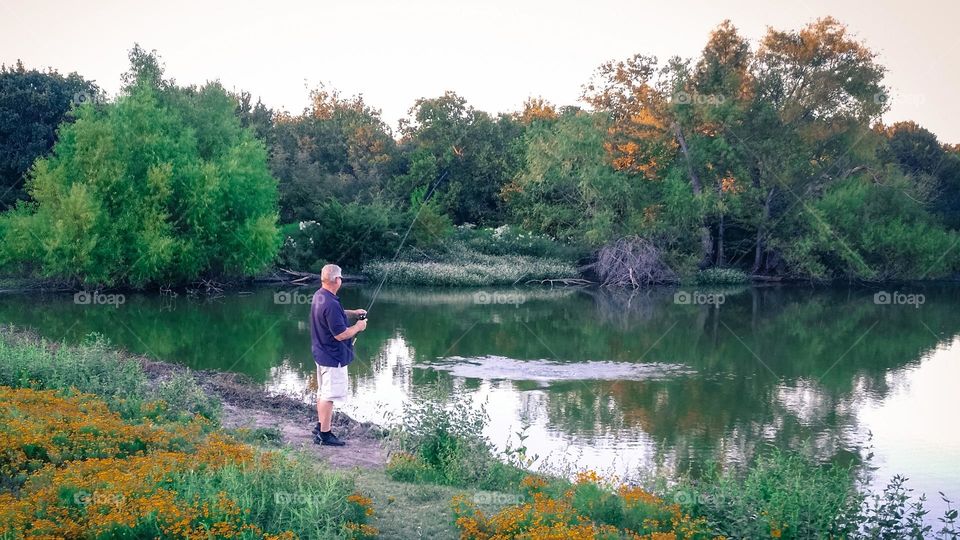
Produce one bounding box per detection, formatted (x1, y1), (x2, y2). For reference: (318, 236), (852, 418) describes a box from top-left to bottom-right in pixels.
(316, 364), (349, 402)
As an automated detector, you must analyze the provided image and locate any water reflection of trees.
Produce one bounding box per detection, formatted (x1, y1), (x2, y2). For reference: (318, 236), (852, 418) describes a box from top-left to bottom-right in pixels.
(3, 284), (958, 474)
(363, 284), (960, 472)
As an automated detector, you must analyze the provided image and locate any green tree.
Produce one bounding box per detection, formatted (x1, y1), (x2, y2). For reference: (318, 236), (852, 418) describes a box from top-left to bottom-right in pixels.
(0, 50), (279, 288)
(781, 167), (959, 280)
(0, 61), (100, 209)
(395, 91), (524, 225)
(744, 17), (887, 274)
(270, 86), (397, 222)
(880, 121), (960, 228)
(504, 110), (641, 245)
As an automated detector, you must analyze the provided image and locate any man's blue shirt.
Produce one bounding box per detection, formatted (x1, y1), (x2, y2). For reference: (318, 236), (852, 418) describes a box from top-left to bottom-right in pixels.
(310, 288), (354, 367)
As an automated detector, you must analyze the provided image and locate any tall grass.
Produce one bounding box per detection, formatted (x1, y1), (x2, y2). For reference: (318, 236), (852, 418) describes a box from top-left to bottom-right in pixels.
(0, 327), (220, 421)
(363, 242), (578, 286)
(671, 448), (960, 539)
(385, 389), (525, 490)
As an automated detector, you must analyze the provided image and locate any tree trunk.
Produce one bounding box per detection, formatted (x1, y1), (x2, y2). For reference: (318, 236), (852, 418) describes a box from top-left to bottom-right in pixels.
(752, 188), (775, 274)
(674, 123), (703, 194)
(674, 122), (713, 268)
(717, 213), (725, 267)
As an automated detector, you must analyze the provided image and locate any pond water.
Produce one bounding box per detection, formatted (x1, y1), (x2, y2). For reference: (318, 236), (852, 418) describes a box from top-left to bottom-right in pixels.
(2, 283), (958, 516)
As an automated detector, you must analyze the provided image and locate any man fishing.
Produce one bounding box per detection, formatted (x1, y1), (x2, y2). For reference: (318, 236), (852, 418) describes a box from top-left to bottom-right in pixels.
(310, 264), (367, 446)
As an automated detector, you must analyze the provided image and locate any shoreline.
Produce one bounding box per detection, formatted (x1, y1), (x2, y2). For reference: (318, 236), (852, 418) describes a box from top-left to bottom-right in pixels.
(139, 353), (388, 471)
(4, 326), (388, 471)
(4, 271), (960, 297)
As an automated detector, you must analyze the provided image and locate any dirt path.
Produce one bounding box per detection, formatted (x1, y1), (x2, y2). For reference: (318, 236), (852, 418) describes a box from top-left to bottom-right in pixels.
(140, 359), (387, 470)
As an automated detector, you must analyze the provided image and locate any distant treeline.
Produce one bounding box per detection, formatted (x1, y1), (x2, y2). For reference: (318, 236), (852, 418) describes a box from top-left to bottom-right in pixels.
(2, 17), (959, 287)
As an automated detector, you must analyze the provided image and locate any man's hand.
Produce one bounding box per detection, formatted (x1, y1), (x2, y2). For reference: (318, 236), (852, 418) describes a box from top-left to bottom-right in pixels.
(334, 316), (368, 341)
(348, 309), (367, 318)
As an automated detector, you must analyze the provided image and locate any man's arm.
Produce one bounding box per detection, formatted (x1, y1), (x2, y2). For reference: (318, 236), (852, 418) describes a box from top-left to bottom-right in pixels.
(345, 309), (367, 318)
(333, 319), (367, 341)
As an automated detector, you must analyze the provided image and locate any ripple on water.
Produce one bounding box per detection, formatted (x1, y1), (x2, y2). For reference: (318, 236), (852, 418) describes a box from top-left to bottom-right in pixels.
(417, 355), (695, 384)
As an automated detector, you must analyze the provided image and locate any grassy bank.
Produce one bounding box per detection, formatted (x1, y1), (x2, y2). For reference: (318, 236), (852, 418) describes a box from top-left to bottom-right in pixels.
(0, 329), (377, 539)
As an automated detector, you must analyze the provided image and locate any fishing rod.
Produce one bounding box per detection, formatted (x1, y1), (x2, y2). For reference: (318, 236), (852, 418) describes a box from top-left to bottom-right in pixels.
(361, 169), (451, 318)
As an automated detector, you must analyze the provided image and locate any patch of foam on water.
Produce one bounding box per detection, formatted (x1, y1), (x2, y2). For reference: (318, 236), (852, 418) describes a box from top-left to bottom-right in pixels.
(418, 355), (694, 383)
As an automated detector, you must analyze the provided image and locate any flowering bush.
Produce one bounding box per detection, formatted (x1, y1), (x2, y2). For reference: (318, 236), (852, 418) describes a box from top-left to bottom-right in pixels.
(451, 472), (718, 540)
(0, 386), (373, 539)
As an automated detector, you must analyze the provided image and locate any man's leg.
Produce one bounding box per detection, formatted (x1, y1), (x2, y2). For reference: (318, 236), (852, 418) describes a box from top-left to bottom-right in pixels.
(315, 365), (346, 446)
(317, 398), (333, 432)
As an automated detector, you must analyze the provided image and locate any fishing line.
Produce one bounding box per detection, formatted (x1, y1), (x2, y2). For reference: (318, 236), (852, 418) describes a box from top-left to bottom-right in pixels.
(363, 169), (450, 315)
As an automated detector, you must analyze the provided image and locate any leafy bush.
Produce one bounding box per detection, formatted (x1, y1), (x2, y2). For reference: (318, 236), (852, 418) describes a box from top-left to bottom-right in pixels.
(695, 267), (750, 285)
(0, 70), (279, 288)
(385, 391), (524, 490)
(780, 172), (960, 281)
(278, 199), (407, 272)
(675, 448), (861, 538)
(674, 448), (960, 540)
(453, 224), (585, 261)
(155, 370), (222, 422)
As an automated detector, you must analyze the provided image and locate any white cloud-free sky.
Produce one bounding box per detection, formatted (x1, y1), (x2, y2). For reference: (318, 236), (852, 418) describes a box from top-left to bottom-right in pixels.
(2, 0), (958, 143)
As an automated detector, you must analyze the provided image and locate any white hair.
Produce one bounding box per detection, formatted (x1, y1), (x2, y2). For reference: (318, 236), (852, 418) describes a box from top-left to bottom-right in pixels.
(320, 264), (342, 283)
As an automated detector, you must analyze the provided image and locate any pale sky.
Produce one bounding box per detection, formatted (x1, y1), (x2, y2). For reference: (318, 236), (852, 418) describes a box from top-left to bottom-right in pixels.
(2, 0), (958, 143)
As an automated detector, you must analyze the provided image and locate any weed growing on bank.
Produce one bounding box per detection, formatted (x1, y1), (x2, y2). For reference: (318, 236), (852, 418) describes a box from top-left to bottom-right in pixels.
(670, 449), (960, 539)
(385, 392), (959, 539)
(693, 268), (750, 285)
(0, 327), (220, 421)
(385, 391), (526, 490)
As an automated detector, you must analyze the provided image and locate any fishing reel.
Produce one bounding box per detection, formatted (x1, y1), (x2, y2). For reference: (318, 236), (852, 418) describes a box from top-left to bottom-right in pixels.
(357, 313), (367, 321)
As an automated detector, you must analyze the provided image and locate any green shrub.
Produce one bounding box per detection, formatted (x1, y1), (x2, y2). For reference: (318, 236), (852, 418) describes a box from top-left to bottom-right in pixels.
(278, 199), (407, 272)
(155, 371), (221, 423)
(673, 448), (960, 540)
(454, 224), (586, 261)
(0, 78), (280, 288)
(780, 171), (960, 280)
(674, 449), (861, 538)
(694, 267), (750, 285)
(385, 391), (524, 490)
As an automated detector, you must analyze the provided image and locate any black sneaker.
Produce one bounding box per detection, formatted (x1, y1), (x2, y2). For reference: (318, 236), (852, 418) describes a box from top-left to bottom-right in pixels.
(314, 430), (346, 446)
(312, 422), (322, 436)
